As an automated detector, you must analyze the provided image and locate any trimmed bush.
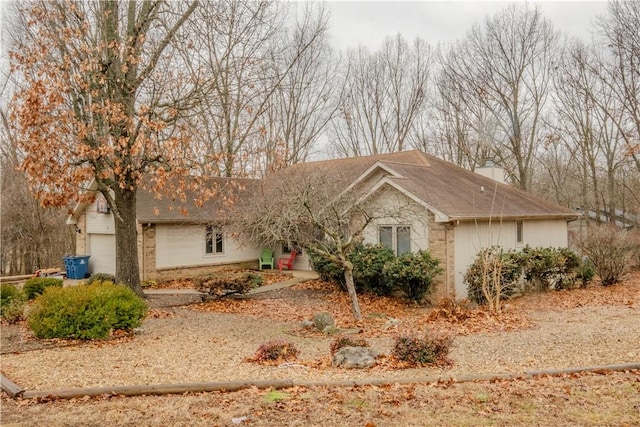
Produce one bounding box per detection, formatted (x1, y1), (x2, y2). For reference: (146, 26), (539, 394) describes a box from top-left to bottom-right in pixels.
(576, 257), (596, 288)
(1, 284), (26, 323)
(383, 250), (443, 302)
(329, 336), (370, 355)
(308, 244), (394, 294)
(23, 277), (63, 300)
(251, 340), (299, 363)
(576, 225), (640, 286)
(86, 273), (116, 285)
(351, 244), (396, 295)
(307, 245), (346, 287)
(392, 332), (452, 366)
(27, 282), (147, 340)
(519, 246), (583, 291)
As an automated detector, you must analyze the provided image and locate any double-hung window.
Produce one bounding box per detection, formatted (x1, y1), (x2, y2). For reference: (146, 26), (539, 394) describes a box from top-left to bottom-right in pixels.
(379, 225), (411, 255)
(205, 225), (224, 255)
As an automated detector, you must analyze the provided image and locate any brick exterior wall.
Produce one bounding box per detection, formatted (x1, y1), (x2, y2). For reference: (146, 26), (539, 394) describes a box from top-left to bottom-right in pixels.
(427, 212), (456, 302)
(76, 211), (87, 255)
(141, 224), (156, 281)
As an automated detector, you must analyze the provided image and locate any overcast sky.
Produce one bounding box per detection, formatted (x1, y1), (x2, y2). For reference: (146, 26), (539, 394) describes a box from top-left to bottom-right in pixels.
(325, 1), (609, 51)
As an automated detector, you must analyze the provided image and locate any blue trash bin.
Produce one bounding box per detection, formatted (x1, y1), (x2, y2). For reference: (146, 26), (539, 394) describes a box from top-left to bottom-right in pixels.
(63, 256), (91, 279)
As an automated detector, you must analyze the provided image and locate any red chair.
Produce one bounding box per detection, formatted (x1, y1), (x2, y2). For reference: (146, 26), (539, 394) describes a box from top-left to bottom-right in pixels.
(278, 250), (297, 271)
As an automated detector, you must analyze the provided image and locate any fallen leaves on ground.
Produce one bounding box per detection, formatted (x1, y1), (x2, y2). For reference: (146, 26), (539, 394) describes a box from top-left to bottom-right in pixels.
(189, 273), (639, 337)
(149, 270), (291, 290)
(508, 270), (639, 311)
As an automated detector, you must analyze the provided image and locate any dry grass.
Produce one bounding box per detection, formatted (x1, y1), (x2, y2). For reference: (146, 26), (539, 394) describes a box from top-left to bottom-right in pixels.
(1, 272), (639, 426)
(2, 370), (639, 426)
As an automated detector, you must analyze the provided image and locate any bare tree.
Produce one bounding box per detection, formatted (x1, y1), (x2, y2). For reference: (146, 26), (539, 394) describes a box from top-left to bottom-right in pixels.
(187, 1), (331, 178)
(257, 3), (338, 174)
(438, 4), (558, 190)
(330, 35), (431, 157)
(550, 35), (639, 224)
(420, 48), (499, 170)
(232, 165), (419, 320)
(595, 0), (640, 171)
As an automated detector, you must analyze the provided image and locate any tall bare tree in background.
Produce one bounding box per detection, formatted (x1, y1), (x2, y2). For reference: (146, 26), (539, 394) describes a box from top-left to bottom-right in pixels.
(188, 1), (331, 177)
(421, 48), (498, 170)
(258, 4), (338, 174)
(330, 35), (431, 157)
(596, 0), (640, 170)
(545, 1), (640, 224)
(437, 5), (558, 190)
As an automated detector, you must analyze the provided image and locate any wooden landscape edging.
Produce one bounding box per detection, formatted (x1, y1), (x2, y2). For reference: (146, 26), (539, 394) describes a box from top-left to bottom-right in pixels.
(1, 375), (25, 398)
(5, 362), (640, 401)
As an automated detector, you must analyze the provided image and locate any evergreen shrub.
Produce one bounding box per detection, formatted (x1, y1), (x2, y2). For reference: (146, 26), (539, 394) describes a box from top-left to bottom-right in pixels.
(23, 277), (63, 300)
(28, 281), (147, 340)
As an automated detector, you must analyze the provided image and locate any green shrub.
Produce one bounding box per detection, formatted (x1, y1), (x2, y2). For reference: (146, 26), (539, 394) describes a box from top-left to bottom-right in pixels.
(383, 250), (443, 302)
(27, 282), (147, 340)
(1, 284), (26, 323)
(1, 284), (24, 310)
(196, 272), (263, 299)
(86, 273), (116, 285)
(251, 340), (299, 362)
(576, 257), (596, 288)
(351, 244), (396, 295)
(307, 246), (346, 287)
(392, 332), (452, 366)
(329, 336), (370, 355)
(519, 246), (583, 291)
(464, 247), (522, 306)
(23, 277), (63, 300)
(576, 225), (640, 286)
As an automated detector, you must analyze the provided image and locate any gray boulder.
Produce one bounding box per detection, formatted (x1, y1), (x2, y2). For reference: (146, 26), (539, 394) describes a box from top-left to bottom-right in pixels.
(332, 346), (378, 369)
(312, 312), (335, 332)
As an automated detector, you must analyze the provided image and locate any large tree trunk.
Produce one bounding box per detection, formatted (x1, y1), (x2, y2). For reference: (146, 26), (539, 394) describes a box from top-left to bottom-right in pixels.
(112, 187), (144, 298)
(342, 262), (362, 320)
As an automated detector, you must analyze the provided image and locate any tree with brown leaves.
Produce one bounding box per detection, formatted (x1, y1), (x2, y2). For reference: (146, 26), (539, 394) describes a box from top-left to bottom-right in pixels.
(9, 1), (202, 296)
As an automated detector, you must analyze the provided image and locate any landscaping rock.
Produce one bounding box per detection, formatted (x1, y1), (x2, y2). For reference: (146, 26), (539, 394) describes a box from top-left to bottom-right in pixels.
(312, 312), (335, 331)
(322, 326), (340, 335)
(383, 317), (400, 330)
(332, 346), (377, 369)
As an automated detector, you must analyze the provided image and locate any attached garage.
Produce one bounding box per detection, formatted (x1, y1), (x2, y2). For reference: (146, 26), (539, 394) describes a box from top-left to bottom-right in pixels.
(88, 234), (115, 275)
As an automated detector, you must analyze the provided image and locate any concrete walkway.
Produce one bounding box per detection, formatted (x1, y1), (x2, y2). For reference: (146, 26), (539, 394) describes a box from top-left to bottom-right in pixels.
(143, 270), (319, 296)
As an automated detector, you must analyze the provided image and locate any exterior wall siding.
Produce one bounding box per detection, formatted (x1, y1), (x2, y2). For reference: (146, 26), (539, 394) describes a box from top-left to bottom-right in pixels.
(155, 224), (261, 270)
(85, 198), (116, 235)
(454, 219), (569, 298)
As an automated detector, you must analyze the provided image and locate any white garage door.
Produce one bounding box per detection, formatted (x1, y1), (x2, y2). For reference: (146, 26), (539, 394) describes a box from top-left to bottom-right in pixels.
(88, 234), (116, 275)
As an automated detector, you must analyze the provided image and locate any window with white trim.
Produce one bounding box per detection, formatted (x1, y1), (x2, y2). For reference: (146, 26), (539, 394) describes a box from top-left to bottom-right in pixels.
(378, 225), (411, 255)
(205, 225), (224, 255)
(516, 220), (524, 245)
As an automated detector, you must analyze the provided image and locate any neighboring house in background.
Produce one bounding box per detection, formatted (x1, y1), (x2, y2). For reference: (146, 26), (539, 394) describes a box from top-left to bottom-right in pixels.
(67, 150), (579, 299)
